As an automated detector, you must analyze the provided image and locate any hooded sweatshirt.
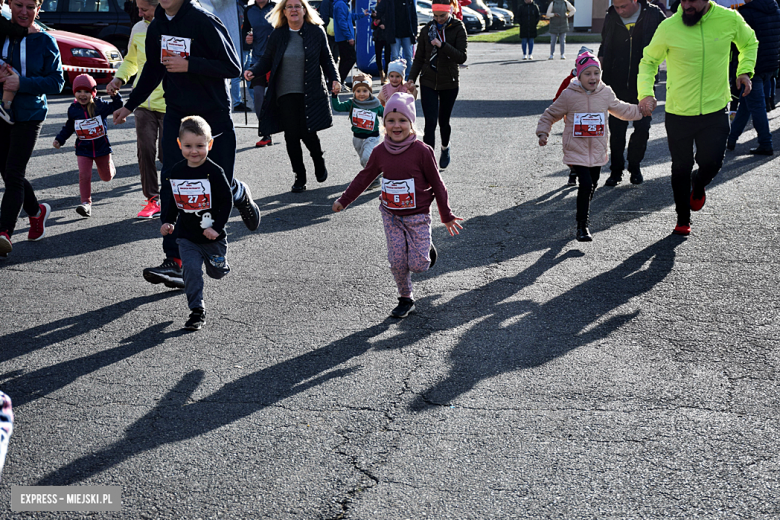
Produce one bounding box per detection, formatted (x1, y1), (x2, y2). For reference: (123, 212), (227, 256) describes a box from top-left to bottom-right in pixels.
(124, 0), (241, 122)
(114, 19), (166, 113)
(536, 80), (643, 167)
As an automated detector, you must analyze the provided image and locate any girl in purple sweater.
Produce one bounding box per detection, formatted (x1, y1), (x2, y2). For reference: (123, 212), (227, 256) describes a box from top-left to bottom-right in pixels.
(333, 93), (463, 318)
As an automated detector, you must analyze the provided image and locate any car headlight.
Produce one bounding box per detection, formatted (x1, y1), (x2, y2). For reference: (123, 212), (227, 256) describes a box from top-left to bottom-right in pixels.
(71, 48), (103, 59)
(464, 14), (476, 21)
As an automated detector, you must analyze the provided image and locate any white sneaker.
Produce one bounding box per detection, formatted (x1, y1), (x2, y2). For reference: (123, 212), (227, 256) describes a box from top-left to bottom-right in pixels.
(561, 55), (567, 60)
(76, 203), (91, 218)
(523, 55), (527, 60)
(529, 54), (534, 60)
(548, 54), (554, 60)
(0, 105), (13, 125)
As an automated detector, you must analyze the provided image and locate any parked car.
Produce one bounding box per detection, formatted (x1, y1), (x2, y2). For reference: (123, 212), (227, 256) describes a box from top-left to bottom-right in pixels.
(489, 8), (506, 29)
(469, 0), (494, 29)
(461, 5), (486, 33)
(37, 0), (134, 56)
(417, 1), (433, 25)
(487, 3), (514, 25)
(1, 5), (123, 90)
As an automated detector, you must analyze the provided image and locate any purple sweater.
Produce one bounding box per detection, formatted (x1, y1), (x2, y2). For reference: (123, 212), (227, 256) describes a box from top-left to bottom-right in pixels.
(337, 139), (456, 223)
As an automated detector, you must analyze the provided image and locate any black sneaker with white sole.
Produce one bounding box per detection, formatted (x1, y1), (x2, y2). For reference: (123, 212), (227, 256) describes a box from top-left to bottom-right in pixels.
(391, 297), (415, 318)
(143, 258), (185, 289)
(184, 308), (205, 331)
(236, 183), (261, 231)
(429, 242), (437, 269)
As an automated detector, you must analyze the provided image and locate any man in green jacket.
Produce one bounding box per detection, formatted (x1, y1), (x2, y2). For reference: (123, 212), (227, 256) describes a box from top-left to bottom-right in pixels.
(637, 0), (757, 236)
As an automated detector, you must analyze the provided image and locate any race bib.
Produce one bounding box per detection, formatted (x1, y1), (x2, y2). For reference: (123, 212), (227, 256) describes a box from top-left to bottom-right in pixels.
(381, 178), (416, 210)
(352, 109), (377, 131)
(161, 35), (191, 59)
(573, 113), (605, 137)
(170, 178), (212, 212)
(74, 117), (106, 141)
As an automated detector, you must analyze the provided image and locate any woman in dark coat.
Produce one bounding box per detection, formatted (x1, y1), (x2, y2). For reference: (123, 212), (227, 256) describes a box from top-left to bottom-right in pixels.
(518, 0), (540, 60)
(406, 0), (467, 170)
(245, 0), (340, 192)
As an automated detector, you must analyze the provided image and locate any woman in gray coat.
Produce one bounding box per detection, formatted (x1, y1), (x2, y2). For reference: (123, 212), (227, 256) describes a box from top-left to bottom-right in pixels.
(545, 0), (575, 60)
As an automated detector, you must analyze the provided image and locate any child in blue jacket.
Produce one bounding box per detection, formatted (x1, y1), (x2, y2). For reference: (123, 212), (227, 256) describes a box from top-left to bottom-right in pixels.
(53, 74), (122, 218)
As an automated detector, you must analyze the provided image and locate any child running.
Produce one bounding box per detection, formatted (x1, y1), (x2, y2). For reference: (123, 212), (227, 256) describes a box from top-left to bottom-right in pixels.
(377, 59), (417, 106)
(536, 52), (643, 242)
(161, 116), (232, 331)
(53, 74), (123, 217)
(332, 93), (463, 318)
(331, 73), (384, 183)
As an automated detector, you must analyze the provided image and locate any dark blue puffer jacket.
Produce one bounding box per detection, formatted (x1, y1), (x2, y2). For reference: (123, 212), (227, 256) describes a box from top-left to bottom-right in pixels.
(738, 0), (780, 75)
(55, 94), (123, 158)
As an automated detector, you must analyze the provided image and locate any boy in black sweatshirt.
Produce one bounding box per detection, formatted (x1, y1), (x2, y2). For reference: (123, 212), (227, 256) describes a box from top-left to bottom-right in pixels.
(161, 116), (232, 331)
(114, 0), (260, 290)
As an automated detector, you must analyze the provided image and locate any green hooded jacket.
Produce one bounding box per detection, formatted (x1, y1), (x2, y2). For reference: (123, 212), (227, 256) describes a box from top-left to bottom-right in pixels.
(637, 1), (758, 116)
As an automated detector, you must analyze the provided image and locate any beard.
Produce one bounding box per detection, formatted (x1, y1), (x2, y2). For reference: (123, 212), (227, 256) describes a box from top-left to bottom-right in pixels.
(682, 7), (705, 26)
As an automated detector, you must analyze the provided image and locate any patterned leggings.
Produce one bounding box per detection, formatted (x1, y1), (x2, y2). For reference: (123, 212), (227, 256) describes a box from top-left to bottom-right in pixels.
(381, 205), (432, 299)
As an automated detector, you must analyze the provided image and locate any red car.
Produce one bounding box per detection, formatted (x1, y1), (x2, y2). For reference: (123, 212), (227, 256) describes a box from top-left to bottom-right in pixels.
(2, 6), (122, 89)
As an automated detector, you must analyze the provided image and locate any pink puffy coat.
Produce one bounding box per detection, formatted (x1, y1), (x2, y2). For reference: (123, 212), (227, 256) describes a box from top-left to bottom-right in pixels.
(536, 80), (643, 168)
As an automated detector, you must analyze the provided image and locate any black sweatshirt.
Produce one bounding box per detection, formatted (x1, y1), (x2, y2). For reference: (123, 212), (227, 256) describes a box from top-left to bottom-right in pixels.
(124, 0), (241, 122)
(163, 158), (233, 243)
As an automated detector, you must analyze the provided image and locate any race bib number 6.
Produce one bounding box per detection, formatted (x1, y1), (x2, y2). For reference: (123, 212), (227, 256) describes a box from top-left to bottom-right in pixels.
(170, 179), (212, 212)
(573, 112), (605, 137)
(381, 178), (416, 210)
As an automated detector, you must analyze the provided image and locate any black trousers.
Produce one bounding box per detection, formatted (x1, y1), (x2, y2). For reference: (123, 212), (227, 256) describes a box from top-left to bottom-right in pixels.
(278, 93), (324, 181)
(664, 108), (729, 225)
(374, 40), (391, 74)
(420, 85), (459, 150)
(572, 165), (601, 223)
(337, 40), (356, 85)
(608, 113), (652, 174)
(0, 120), (42, 236)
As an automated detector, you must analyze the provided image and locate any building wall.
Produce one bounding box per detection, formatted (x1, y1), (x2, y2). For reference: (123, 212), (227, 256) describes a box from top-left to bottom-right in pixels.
(591, 0), (610, 32)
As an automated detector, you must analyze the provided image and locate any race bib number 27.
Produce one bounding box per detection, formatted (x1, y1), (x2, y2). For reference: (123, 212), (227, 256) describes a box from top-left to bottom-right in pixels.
(170, 179), (212, 212)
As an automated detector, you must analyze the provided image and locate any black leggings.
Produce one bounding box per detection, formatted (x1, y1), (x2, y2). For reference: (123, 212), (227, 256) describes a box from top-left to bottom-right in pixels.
(572, 165), (601, 223)
(420, 85), (459, 149)
(337, 40), (356, 84)
(0, 120), (42, 236)
(374, 40), (391, 74)
(278, 93), (324, 180)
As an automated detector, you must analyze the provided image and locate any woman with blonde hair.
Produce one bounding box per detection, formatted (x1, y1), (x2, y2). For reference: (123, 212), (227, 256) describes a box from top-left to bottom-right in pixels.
(245, 0), (340, 193)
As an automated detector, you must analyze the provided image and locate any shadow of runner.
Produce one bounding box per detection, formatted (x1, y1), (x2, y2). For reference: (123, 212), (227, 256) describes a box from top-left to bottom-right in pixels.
(35, 319), (403, 485)
(3, 321), (186, 408)
(409, 235), (682, 411)
(0, 292), (178, 364)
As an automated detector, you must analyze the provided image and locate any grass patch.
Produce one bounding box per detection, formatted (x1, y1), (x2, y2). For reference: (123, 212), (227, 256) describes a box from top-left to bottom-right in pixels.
(469, 26), (602, 44)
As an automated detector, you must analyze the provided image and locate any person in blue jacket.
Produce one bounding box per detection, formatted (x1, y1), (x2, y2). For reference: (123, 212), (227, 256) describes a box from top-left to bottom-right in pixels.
(333, 0), (368, 88)
(53, 74), (123, 218)
(0, 0), (64, 259)
(114, 0), (262, 289)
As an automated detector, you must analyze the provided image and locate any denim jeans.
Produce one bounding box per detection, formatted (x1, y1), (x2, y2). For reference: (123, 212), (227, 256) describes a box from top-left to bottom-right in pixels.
(391, 37), (414, 78)
(729, 71), (772, 150)
(230, 50), (253, 107)
(521, 37), (534, 55)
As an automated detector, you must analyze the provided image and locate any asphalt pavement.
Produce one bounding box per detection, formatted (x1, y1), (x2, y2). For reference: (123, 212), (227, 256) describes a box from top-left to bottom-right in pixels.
(0, 41), (779, 519)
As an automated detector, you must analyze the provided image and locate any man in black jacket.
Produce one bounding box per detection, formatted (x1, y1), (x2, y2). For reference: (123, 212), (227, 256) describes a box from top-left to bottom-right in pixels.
(114, 0), (262, 289)
(599, 0), (665, 186)
(727, 0), (780, 155)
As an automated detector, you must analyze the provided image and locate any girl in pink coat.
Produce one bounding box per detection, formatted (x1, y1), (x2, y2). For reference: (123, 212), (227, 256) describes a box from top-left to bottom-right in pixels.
(536, 52), (643, 242)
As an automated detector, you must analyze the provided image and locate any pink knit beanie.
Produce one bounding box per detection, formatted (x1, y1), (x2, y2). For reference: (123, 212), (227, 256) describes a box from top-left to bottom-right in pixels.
(384, 92), (416, 124)
(575, 52), (601, 79)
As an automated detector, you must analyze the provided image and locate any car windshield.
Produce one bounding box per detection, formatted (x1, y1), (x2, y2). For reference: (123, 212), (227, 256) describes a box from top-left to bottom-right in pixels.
(0, 5), (51, 30)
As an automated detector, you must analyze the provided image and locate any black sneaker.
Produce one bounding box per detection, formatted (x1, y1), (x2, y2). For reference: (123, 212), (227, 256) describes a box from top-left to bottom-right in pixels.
(391, 297), (415, 318)
(604, 172), (622, 186)
(143, 259), (184, 289)
(314, 159), (328, 183)
(236, 182), (261, 231)
(232, 102), (250, 112)
(567, 173), (577, 186)
(629, 167), (643, 185)
(184, 308), (205, 331)
(576, 222), (592, 242)
(429, 242), (437, 269)
(439, 146), (451, 170)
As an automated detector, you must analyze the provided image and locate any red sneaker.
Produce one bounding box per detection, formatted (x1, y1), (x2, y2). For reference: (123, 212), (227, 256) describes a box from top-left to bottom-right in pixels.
(0, 231), (11, 255)
(673, 223), (691, 236)
(255, 136), (272, 147)
(27, 202), (50, 241)
(137, 198), (161, 219)
(690, 191), (706, 211)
